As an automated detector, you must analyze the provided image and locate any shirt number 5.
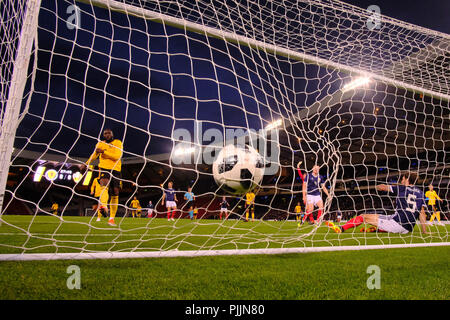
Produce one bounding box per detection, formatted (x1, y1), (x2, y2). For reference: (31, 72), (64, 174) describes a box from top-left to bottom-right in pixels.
(406, 194), (417, 213)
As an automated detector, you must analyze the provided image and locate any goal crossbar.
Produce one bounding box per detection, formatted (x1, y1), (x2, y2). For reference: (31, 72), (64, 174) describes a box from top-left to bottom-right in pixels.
(79, 0), (450, 102)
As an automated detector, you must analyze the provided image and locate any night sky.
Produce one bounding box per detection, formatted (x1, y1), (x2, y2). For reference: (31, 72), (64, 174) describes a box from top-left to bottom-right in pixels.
(342, 0), (450, 34)
(12, 0), (449, 160)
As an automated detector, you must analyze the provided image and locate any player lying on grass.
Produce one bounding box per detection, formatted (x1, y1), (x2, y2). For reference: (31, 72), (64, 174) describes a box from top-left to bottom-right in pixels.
(326, 171), (429, 234)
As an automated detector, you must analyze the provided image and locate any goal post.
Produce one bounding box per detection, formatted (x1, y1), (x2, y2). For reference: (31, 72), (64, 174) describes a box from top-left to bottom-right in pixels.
(0, 0), (448, 261)
(0, 0), (41, 215)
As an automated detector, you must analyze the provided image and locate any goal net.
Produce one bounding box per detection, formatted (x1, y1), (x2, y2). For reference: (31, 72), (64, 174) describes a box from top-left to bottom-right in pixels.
(0, 0), (449, 260)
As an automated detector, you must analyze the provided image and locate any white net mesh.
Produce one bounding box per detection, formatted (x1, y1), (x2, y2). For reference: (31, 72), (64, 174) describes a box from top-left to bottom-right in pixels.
(0, 0), (448, 259)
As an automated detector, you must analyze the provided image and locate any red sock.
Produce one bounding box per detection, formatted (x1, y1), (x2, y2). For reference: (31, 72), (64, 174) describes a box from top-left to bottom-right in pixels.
(297, 169), (305, 182)
(317, 210), (322, 221)
(342, 216), (364, 231)
(167, 211), (171, 219)
(309, 213), (315, 223)
(171, 211), (175, 219)
(302, 212), (309, 223)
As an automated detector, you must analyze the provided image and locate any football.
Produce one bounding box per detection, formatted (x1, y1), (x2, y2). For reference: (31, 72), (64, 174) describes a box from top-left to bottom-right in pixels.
(212, 144), (264, 195)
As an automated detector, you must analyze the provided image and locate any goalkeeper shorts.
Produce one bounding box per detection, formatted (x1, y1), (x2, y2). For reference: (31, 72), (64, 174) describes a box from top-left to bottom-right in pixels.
(98, 168), (122, 191)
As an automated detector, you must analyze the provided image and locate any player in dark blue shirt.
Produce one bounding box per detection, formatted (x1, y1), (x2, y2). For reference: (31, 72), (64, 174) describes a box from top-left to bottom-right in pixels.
(162, 181), (177, 221)
(302, 165), (330, 225)
(326, 171), (428, 234)
(220, 196), (229, 220)
(146, 200), (154, 218)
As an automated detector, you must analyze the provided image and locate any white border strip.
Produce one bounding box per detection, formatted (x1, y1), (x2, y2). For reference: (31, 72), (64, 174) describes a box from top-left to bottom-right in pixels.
(1, 242), (448, 261)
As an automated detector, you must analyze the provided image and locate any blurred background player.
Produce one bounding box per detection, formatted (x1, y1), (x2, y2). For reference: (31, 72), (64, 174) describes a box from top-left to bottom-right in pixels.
(136, 204), (142, 218)
(193, 206), (198, 220)
(336, 211), (342, 223)
(245, 190), (256, 222)
(302, 165), (329, 225)
(295, 202), (302, 226)
(147, 200), (154, 218)
(425, 184), (444, 226)
(85, 128), (123, 226)
(130, 196), (140, 218)
(90, 176), (109, 221)
(326, 172), (428, 234)
(162, 181), (177, 221)
(51, 202), (59, 216)
(184, 187), (195, 220)
(220, 196), (229, 220)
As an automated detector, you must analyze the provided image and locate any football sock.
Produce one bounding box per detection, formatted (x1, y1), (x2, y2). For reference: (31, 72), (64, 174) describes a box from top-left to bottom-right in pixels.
(317, 210), (322, 221)
(109, 196), (119, 220)
(342, 215), (364, 231)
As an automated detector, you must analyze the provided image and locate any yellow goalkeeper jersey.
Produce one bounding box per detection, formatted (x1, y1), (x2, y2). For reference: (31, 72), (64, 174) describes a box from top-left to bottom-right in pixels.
(245, 192), (255, 205)
(295, 205), (302, 214)
(425, 190), (441, 205)
(86, 139), (123, 172)
(51, 203), (58, 211)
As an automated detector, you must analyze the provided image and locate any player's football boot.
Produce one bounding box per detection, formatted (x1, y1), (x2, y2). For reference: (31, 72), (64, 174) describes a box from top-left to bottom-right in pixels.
(325, 221), (342, 233)
(99, 206), (108, 217)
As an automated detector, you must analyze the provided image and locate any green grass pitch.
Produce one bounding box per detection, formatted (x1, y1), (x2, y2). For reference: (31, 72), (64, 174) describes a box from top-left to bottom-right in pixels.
(0, 215), (448, 299)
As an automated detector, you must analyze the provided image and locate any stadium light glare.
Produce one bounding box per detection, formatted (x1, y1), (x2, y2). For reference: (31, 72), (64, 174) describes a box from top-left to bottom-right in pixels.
(342, 77), (371, 92)
(174, 146), (195, 156)
(265, 119), (282, 130)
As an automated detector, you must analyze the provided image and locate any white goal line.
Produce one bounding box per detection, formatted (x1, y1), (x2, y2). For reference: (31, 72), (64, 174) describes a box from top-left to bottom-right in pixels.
(0, 242), (448, 261)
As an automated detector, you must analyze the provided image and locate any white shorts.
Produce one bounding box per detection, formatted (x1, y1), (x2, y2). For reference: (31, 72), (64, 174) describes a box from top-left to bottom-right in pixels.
(220, 208), (228, 212)
(377, 216), (409, 234)
(147, 209), (153, 214)
(306, 195), (322, 207)
(166, 201), (176, 208)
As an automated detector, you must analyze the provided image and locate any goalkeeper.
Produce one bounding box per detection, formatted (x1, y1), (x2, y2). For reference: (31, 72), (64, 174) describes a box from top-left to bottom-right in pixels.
(326, 172), (429, 234)
(84, 128), (123, 226)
